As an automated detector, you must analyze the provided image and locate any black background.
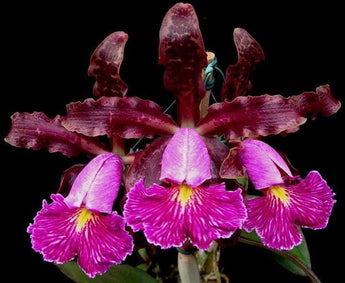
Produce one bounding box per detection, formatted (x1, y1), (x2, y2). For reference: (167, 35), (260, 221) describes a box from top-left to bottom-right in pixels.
(2, 1), (344, 282)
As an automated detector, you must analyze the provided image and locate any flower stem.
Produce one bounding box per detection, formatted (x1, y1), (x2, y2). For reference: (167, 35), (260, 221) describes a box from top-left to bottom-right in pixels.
(111, 134), (126, 156)
(238, 237), (321, 283)
(178, 252), (201, 283)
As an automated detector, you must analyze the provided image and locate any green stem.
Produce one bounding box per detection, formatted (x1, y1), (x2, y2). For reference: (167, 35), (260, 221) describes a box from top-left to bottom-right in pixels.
(111, 134), (126, 156)
(238, 237), (321, 283)
(122, 155), (134, 165)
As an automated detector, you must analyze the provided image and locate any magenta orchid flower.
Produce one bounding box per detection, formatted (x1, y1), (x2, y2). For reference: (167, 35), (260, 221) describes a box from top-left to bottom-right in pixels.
(124, 127), (247, 250)
(27, 153), (133, 278)
(4, 2), (342, 281)
(238, 139), (335, 250)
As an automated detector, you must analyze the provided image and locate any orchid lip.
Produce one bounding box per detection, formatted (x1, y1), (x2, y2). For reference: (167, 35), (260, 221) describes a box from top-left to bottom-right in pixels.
(28, 194), (133, 278)
(124, 126), (247, 250)
(244, 171), (335, 250)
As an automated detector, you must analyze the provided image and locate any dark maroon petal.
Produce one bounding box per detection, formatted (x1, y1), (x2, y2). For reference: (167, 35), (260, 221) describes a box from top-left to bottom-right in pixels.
(197, 95), (305, 139)
(88, 31), (128, 97)
(125, 136), (171, 193)
(159, 2), (207, 126)
(220, 142), (245, 179)
(220, 28), (265, 101)
(204, 137), (229, 182)
(196, 86), (341, 139)
(63, 96), (179, 139)
(5, 112), (108, 157)
(278, 150), (300, 177)
(290, 85), (341, 119)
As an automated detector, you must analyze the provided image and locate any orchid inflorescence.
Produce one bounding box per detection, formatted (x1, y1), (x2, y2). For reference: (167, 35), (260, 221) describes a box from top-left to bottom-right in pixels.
(5, 2), (341, 282)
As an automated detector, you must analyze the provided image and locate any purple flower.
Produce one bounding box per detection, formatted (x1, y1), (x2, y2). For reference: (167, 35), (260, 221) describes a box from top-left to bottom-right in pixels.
(238, 139), (335, 250)
(27, 153), (133, 278)
(4, 2), (341, 279)
(124, 127), (247, 250)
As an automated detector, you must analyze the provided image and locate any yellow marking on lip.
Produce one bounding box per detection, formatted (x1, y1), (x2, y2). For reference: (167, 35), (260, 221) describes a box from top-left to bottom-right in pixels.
(178, 184), (193, 209)
(270, 185), (290, 205)
(76, 207), (93, 232)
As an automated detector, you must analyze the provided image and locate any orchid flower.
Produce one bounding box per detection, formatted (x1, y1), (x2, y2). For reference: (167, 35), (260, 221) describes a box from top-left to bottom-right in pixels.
(4, 1), (341, 282)
(27, 153), (133, 278)
(124, 127), (247, 250)
(237, 139), (335, 250)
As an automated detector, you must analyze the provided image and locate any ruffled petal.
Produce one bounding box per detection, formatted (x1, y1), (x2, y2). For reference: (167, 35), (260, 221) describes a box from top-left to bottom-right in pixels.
(124, 180), (186, 248)
(160, 127), (211, 187)
(185, 184), (247, 250)
(63, 96), (178, 139)
(197, 86), (340, 139)
(28, 193), (133, 278)
(244, 172), (336, 251)
(27, 194), (80, 263)
(124, 180), (246, 250)
(239, 140), (284, 189)
(244, 191), (302, 250)
(5, 112), (107, 157)
(290, 171), (335, 229)
(77, 212), (133, 278)
(65, 153), (123, 214)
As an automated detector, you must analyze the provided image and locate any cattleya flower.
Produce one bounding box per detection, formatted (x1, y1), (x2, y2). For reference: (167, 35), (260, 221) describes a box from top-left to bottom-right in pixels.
(238, 139), (335, 250)
(4, 2), (342, 281)
(124, 127), (247, 250)
(27, 153), (133, 278)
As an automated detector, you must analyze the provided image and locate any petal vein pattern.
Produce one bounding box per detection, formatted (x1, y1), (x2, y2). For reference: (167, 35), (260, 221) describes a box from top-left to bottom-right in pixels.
(124, 128), (247, 250)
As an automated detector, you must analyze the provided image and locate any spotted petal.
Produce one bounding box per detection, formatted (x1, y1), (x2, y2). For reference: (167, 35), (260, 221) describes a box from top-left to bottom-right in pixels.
(88, 31), (128, 97)
(220, 28), (265, 101)
(159, 2), (207, 125)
